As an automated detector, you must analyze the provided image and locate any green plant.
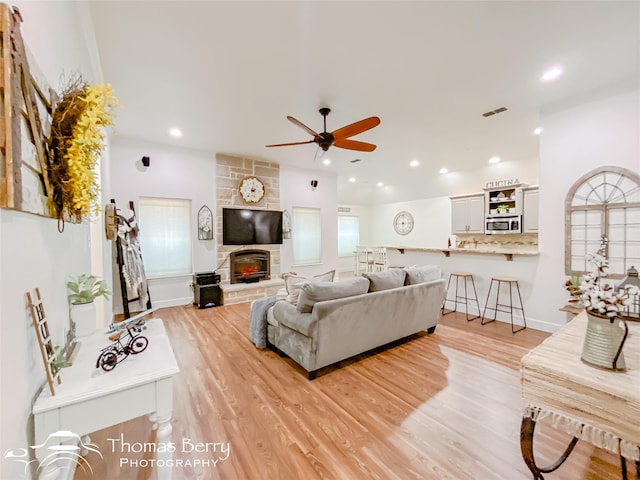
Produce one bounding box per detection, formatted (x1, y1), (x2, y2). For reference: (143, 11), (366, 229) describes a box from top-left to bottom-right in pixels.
(497, 204), (510, 213)
(52, 345), (69, 372)
(66, 274), (111, 305)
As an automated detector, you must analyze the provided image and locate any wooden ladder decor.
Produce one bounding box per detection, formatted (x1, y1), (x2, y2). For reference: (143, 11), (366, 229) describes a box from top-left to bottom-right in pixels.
(0, 4), (57, 216)
(26, 288), (61, 396)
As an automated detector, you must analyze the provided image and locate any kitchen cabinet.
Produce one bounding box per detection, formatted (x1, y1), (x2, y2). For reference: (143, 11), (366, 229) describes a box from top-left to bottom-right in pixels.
(451, 194), (485, 234)
(523, 187), (539, 233)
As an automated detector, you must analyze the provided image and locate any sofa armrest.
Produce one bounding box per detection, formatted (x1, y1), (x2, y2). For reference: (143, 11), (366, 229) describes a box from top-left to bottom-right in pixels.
(272, 300), (317, 337)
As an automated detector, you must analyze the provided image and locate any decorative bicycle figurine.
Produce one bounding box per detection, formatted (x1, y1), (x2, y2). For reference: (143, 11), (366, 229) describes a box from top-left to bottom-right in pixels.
(96, 323), (148, 372)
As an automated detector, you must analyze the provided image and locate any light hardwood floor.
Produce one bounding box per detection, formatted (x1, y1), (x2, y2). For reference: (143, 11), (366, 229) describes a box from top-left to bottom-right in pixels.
(74, 303), (621, 480)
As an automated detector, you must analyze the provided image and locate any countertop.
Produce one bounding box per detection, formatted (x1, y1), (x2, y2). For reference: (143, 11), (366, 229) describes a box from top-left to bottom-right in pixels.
(384, 246), (539, 260)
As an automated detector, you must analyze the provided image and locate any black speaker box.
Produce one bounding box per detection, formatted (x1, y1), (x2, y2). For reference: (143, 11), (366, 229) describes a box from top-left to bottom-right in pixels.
(194, 272), (220, 286)
(194, 284), (222, 309)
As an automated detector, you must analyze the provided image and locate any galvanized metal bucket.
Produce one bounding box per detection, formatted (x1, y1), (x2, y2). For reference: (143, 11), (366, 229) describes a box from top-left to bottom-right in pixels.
(581, 311), (628, 371)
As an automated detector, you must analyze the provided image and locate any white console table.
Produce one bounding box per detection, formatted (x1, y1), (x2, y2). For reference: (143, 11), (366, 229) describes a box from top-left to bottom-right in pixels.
(32, 318), (180, 480)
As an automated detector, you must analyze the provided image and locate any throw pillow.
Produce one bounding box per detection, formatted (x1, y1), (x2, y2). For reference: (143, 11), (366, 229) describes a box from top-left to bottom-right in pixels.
(283, 270), (336, 305)
(296, 276), (370, 314)
(362, 269), (406, 292)
(404, 265), (442, 285)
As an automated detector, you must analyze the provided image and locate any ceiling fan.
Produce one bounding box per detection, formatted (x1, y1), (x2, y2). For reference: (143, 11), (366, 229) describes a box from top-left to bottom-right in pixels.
(266, 107), (380, 152)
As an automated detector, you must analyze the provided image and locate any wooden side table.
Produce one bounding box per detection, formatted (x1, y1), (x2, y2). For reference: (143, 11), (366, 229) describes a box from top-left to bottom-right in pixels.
(32, 319), (180, 480)
(520, 311), (639, 479)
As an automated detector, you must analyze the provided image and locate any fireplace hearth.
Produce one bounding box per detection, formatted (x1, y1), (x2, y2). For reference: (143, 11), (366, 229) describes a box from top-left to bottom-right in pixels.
(229, 249), (270, 284)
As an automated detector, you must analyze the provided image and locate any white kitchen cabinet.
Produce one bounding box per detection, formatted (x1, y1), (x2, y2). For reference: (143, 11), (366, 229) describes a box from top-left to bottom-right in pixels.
(523, 187), (539, 233)
(451, 194), (485, 234)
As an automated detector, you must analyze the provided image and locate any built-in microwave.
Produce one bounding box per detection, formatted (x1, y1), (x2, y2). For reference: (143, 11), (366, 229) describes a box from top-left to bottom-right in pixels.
(485, 215), (521, 234)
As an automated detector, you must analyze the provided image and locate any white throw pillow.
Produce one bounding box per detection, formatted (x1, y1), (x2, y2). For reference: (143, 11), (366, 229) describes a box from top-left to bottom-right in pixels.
(362, 269), (407, 292)
(404, 265), (442, 285)
(296, 276), (370, 314)
(283, 270), (336, 305)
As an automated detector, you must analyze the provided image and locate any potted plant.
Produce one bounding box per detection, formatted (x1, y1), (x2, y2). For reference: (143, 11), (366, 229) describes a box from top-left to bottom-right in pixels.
(67, 274), (111, 337)
(577, 249), (637, 371)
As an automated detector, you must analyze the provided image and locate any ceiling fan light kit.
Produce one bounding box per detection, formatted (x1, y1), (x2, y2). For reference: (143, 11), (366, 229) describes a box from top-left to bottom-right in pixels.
(266, 107), (380, 153)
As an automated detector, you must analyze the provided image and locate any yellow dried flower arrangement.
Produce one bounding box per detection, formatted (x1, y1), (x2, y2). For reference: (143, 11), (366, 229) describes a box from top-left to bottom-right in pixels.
(49, 77), (119, 226)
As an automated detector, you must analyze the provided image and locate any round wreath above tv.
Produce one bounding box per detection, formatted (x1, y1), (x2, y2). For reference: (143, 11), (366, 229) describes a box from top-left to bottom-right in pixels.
(239, 176), (265, 204)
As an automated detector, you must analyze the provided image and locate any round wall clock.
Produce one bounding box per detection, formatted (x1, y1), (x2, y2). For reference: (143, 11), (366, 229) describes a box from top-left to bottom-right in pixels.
(239, 176), (265, 204)
(393, 211), (414, 235)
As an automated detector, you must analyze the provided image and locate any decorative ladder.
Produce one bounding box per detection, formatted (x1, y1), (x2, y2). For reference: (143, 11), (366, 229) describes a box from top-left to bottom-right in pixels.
(26, 288), (61, 396)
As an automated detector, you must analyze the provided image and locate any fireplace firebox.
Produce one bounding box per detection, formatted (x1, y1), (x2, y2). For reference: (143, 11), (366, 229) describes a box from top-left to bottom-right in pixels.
(229, 249), (270, 284)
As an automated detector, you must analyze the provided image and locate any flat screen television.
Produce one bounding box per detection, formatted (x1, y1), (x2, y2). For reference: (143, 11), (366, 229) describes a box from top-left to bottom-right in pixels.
(222, 208), (283, 245)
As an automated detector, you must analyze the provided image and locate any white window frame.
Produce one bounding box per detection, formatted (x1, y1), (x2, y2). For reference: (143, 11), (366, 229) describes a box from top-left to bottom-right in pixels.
(292, 207), (322, 266)
(138, 197), (193, 278)
(337, 215), (360, 258)
(565, 166), (640, 278)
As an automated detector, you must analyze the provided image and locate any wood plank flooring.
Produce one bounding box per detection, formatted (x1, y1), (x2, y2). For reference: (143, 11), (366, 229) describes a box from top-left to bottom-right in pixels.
(74, 304), (621, 480)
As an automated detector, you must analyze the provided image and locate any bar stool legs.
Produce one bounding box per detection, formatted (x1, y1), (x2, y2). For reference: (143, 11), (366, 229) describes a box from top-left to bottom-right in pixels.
(481, 277), (527, 333)
(442, 272), (480, 321)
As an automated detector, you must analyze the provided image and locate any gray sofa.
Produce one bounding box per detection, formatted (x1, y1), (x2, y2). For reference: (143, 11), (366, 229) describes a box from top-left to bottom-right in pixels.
(267, 267), (446, 379)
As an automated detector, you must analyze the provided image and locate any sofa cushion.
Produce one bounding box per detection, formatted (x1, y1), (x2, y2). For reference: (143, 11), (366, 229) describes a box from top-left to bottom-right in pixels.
(297, 276), (370, 314)
(404, 265), (442, 285)
(284, 270), (335, 305)
(362, 269), (406, 292)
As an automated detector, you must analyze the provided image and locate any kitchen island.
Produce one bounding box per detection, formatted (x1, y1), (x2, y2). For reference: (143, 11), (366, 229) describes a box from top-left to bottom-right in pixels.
(381, 244), (553, 332)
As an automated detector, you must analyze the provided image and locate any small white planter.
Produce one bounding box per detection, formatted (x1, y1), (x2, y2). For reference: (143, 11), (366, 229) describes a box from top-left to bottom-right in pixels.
(71, 302), (96, 337)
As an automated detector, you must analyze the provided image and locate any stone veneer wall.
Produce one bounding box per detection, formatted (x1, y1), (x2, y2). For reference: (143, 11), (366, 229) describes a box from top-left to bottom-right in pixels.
(216, 154), (282, 304)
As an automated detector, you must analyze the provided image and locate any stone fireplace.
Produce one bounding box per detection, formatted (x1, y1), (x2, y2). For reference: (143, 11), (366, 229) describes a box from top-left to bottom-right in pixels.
(215, 154), (283, 304)
(229, 249), (270, 284)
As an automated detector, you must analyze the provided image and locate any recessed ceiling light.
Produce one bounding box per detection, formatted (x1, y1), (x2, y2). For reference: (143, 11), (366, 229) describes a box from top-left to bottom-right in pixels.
(377, 182), (384, 187)
(410, 160), (420, 167)
(533, 127), (543, 135)
(541, 66), (563, 82)
(489, 156), (501, 164)
(322, 158), (331, 165)
(439, 167), (448, 174)
(348, 177), (356, 183)
(169, 127), (183, 138)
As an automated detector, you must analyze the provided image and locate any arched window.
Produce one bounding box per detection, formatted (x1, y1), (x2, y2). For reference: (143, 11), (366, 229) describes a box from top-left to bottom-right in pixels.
(565, 166), (640, 278)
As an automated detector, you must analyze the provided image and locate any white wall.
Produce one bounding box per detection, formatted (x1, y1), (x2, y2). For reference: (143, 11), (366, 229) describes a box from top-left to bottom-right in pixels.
(537, 82), (640, 327)
(109, 137), (217, 311)
(280, 165), (338, 277)
(0, 1), (102, 476)
(369, 197), (452, 249)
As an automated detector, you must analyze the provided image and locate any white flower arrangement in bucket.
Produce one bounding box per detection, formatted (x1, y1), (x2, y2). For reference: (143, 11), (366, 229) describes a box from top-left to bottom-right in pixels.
(577, 240), (639, 371)
(67, 274), (111, 337)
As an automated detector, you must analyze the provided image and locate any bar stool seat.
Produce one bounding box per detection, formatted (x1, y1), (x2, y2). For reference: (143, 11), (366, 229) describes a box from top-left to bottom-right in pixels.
(481, 276), (527, 333)
(441, 272), (480, 321)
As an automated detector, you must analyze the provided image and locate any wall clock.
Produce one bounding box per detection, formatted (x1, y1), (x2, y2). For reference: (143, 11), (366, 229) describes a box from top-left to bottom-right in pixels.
(239, 176), (265, 204)
(393, 211), (414, 235)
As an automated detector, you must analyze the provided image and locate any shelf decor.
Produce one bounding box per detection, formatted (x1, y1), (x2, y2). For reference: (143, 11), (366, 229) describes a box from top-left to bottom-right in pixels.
(282, 209), (291, 239)
(26, 288), (62, 396)
(197, 205), (214, 240)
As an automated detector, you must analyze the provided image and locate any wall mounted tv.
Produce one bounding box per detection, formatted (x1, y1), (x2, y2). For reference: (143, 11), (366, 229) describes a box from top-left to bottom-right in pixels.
(222, 208), (283, 245)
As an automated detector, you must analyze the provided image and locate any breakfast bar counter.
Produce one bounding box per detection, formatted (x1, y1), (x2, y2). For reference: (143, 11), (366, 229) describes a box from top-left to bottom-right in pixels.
(385, 246), (539, 261)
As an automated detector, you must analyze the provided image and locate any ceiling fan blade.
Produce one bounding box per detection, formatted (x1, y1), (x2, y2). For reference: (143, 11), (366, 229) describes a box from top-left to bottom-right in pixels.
(287, 116), (319, 137)
(332, 116), (380, 140)
(266, 140), (315, 147)
(333, 138), (377, 152)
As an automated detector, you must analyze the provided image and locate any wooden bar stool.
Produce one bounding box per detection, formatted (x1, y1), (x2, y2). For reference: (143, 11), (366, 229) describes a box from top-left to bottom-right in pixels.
(441, 272), (480, 321)
(481, 276), (527, 333)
